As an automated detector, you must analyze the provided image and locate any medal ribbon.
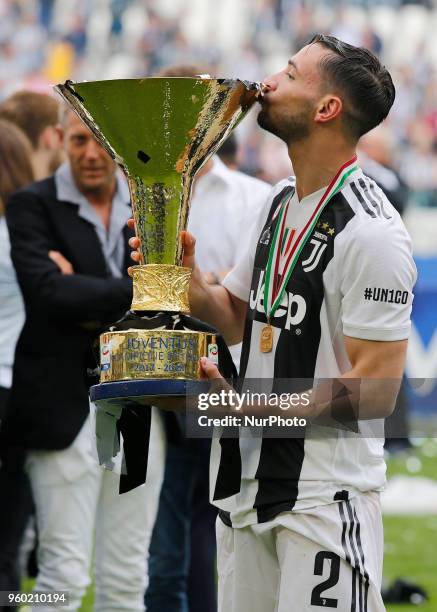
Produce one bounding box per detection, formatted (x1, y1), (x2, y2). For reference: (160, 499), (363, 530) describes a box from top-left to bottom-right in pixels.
(263, 156), (359, 320)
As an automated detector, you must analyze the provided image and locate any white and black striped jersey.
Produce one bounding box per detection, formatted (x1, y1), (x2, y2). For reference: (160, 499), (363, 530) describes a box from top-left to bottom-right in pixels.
(212, 168), (416, 528)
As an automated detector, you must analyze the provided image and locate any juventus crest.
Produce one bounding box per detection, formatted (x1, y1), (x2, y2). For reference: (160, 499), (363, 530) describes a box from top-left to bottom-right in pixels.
(301, 238), (327, 273)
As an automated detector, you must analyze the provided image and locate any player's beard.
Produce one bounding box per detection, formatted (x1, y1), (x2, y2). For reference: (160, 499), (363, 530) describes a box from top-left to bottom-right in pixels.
(257, 101), (313, 144)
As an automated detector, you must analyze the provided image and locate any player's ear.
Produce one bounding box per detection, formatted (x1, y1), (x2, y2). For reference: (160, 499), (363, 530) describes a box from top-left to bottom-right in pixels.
(315, 95), (342, 124)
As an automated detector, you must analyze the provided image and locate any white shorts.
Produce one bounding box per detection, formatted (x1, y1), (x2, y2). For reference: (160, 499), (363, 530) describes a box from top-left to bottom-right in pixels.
(216, 491), (385, 612)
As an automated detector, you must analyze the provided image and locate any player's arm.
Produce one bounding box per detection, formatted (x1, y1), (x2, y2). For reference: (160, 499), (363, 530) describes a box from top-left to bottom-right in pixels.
(191, 281), (247, 346)
(199, 341), (405, 421)
(313, 216), (416, 423)
(200, 216), (416, 423)
(203, 269), (231, 285)
(309, 336), (408, 422)
(128, 222), (247, 345)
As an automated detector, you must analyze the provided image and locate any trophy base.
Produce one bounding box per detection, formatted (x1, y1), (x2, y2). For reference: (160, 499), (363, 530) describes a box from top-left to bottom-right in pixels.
(90, 378), (209, 404)
(99, 328), (218, 384)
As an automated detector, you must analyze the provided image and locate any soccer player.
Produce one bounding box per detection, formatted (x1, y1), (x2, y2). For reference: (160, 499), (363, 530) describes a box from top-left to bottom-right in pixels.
(130, 35), (416, 611)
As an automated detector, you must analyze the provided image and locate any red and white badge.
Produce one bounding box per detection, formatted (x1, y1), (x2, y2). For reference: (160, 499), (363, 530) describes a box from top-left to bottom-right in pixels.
(207, 343), (219, 365)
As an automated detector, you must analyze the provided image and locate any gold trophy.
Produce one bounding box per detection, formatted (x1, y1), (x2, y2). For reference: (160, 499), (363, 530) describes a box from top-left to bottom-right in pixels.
(55, 77), (261, 402)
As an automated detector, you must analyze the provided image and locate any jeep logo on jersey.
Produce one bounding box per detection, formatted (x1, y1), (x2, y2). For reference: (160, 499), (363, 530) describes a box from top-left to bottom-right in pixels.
(249, 271), (307, 330)
(302, 238), (327, 273)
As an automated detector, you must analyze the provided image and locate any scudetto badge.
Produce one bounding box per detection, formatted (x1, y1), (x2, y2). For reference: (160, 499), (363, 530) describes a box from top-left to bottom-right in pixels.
(208, 343), (219, 364)
(100, 342), (112, 371)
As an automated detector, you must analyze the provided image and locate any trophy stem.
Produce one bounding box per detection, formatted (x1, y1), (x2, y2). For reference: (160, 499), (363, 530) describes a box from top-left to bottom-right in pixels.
(131, 264), (191, 312)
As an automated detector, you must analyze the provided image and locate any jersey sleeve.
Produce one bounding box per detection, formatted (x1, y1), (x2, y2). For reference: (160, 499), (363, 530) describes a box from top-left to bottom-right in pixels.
(340, 220), (417, 341)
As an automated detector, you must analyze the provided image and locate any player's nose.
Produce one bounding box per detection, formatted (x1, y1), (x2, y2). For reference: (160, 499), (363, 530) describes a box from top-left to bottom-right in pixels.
(262, 75), (278, 92)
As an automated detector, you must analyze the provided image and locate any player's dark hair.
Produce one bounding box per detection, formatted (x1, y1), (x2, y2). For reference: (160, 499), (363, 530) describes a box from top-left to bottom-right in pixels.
(308, 34), (395, 139)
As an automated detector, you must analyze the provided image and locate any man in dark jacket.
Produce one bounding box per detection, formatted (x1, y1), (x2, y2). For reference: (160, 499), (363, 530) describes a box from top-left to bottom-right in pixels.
(4, 109), (164, 611)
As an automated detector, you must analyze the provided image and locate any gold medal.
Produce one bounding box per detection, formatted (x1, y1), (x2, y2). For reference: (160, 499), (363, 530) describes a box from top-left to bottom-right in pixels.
(260, 323), (273, 353)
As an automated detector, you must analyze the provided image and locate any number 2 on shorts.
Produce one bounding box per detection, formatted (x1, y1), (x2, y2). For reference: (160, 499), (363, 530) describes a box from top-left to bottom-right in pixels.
(310, 551), (340, 608)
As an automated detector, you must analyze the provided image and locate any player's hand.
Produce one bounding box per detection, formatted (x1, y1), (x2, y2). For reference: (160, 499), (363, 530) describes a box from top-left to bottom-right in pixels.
(199, 356), (222, 380)
(179, 230), (212, 313)
(127, 219), (197, 270)
(49, 250), (74, 275)
(127, 218), (141, 275)
(151, 358), (232, 413)
(145, 357), (223, 413)
(127, 218), (197, 268)
(127, 218), (210, 314)
(180, 230), (196, 270)
(200, 357), (234, 396)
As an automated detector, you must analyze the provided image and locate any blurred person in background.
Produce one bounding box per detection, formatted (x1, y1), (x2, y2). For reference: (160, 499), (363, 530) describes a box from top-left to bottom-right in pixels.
(217, 133), (239, 171)
(399, 118), (437, 257)
(0, 119), (35, 612)
(359, 125), (408, 216)
(0, 90), (64, 180)
(399, 118), (437, 208)
(0, 87), (65, 587)
(3, 107), (165, 612)
(145, 66), (272, 612)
